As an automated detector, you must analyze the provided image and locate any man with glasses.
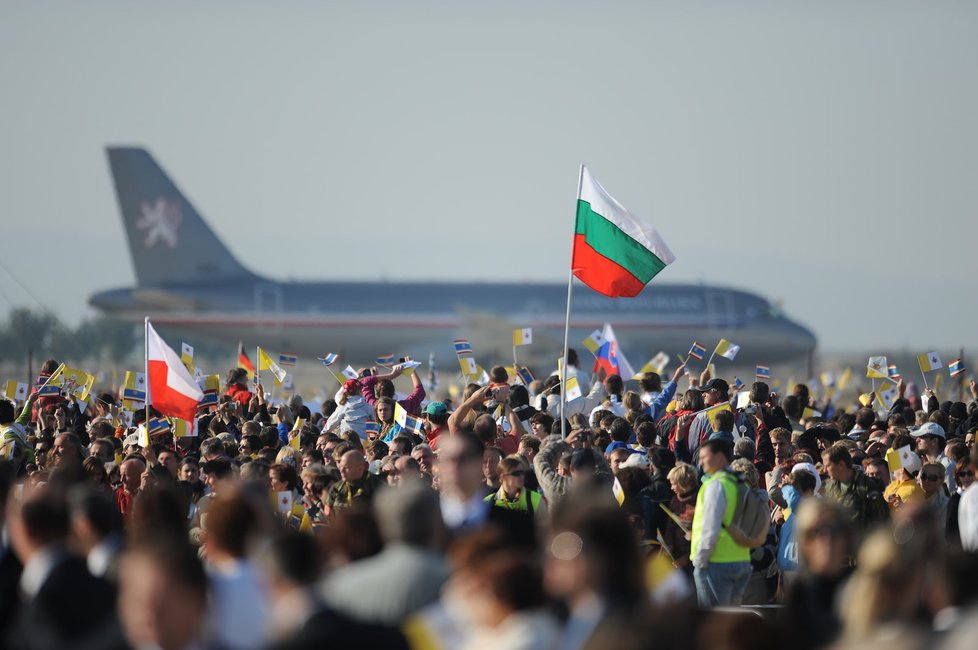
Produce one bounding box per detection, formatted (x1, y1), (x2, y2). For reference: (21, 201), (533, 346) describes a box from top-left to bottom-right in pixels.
(912, 422), (955, 494)
(821, 442), (889, 539)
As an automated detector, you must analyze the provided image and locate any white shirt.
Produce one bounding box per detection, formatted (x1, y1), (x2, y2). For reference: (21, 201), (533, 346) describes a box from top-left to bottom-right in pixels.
(440, 492), (489, 530)
(959, 483), (978, 552)
(20, 545), (65, 599)
(87, 534), (122, 578)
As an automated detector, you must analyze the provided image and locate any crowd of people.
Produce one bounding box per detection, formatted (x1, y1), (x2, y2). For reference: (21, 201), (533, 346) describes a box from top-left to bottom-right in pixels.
(1, 351), (978, 650)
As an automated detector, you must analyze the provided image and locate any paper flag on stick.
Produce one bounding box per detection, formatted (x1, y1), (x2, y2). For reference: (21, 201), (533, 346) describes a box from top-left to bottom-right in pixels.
(917, 352), (942, 373)
(513, 328), (532, 346)
(714, 339), (740, 361)
(866, 356), (888, 379)
(257, 347), (287, 383)
(565, 375), (582, 401)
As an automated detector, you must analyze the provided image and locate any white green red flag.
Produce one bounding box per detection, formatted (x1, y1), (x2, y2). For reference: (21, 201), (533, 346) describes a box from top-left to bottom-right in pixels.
(573, 166), (675, 297)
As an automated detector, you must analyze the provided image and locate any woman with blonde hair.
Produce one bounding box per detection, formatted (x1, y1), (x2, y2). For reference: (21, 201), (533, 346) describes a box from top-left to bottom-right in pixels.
(837, 524), (933, 646)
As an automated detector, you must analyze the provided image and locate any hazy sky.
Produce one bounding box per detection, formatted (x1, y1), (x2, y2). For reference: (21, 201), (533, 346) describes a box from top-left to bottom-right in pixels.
(3, 1), (977, 354)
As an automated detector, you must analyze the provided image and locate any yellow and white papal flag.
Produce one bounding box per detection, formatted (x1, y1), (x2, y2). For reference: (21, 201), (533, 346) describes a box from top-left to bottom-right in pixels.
(512, 328), (532, 346)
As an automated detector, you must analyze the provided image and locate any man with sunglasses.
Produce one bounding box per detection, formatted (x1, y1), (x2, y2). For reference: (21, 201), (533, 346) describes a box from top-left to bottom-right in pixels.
(918, 461), (950, 529)
(911, 422), (955, 494)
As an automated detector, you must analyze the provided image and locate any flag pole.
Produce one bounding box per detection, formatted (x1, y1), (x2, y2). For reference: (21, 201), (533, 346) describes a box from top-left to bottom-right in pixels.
(560, 164), (585, 439)
(144, 317), (150, 440)
(512, 344), (519, 371)
(256, 346), (261, 390)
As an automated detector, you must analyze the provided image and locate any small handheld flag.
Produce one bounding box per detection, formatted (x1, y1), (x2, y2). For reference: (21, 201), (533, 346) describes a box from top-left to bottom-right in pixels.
(318, 353), (338, 366)
(4, 380), (28, 401)
(581, 329), (605, 355)
(513, 328), (533, 347)
(756, 365), (771, 380)
(949, 359), (965, 377)
(459, 356), (478, 377)
(278, 353), (297, 367)
(237, 342), (256, 378)
(517, 366), (535, 386)
(376, 354), (396, 365)
(866, 356), (888, 379)
(564, 375), (583, 401)
(887, 364), (901, 380)
(35, 373), (61, 396)
(820, 372), (835, 389)
(341, 365), (359, 381)
(365, 421), (382, 437)
(257, 347), (287, 383)
(687, 342), (707, 361)
(917, 352), (942, 373)
(732, 376), (745, 391)
(181, 343), (194, 370)
(713, 339), (740, 361)
(197, 374), (220, 409)
(123, 371), (147, 405)
(453, 339), (473, 355)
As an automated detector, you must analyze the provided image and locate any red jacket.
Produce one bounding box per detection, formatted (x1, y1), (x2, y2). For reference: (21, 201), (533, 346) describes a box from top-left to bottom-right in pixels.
(225, 384), (253, 406)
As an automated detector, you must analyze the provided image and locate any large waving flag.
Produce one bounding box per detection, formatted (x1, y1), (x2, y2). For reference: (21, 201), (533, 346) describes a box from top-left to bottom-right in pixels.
(146, 320), (204, 422)
(592, 323), (635, 381)
(572, 167), (675, 297)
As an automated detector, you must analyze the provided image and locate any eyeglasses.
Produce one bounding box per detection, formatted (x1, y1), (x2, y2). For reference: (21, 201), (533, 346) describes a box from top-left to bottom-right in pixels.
(958, 470), (975, 478)
(920, 474), (942, 482)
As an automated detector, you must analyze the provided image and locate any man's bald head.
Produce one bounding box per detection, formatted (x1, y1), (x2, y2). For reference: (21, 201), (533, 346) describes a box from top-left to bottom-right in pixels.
(338, 449), (367, 483)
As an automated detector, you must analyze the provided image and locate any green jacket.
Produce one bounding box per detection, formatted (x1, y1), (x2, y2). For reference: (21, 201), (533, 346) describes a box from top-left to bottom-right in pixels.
(325, 472), (383, 512)
(823, 471), (889, 533)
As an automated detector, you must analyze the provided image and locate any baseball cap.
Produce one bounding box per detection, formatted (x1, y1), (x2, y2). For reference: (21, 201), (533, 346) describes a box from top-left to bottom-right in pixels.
(696, 378), (729, 394)
(604, 441), (640, 455)
(911, 422), (946, 440)
(424, 402), (448, 416)
(620, 453), (650, 469)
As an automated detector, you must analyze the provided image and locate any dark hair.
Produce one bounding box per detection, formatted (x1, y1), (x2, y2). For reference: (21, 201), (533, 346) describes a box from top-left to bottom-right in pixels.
(639, 373), (662, 393)
(239, 434), (260, 454)
(125, 538), (207, 600)
(529, 412), (554, 431)
(789, 469), (817, 494)
(750, 382), (770, 404)
(0, 399), (16, 424)
(508, 384), (529, 408)
(19, 487), (69, 545)
(604, 374), (623, 396)
(714, 409), (735, 433)
(201, 457), (233, 480)
(478, 552), (544, 612)
(489, 366), (509, 383)
(225, 368), (249, 387)
(68, 486), (122, 538)
(566, 349), (580, 367)
(703, 438), (733, 460)
(518, 434), (541, 454)
(855, 408), (875, 429)
(264, 530), (322, 586)
(649, 447), (676, 474)
(270, 462), (298, 491)
(781, 395), (802, 419)
(608, 418), (631, 443)
(823, 442), (853, 469)
(635, 421), (657, 448)
(260, 426), (280, 450)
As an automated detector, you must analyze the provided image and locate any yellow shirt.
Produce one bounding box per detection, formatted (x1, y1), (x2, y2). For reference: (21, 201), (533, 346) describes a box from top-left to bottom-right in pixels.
(884, 478), (924, 509)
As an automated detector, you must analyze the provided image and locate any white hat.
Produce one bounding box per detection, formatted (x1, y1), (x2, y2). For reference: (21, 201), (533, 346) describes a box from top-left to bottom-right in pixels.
(620, 453), (650, 469)
(792, 462), (822, 494)
(911, 422), (946, 440)
(124, 432), (141, 448)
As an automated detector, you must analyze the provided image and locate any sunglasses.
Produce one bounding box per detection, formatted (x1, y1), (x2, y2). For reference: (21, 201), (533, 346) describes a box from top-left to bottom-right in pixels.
(959, 470), (975, 478)
(920, 474), (942, 482)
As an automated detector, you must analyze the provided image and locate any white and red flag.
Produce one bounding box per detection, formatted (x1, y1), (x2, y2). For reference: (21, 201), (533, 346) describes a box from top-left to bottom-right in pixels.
(146, 319), (203, 422)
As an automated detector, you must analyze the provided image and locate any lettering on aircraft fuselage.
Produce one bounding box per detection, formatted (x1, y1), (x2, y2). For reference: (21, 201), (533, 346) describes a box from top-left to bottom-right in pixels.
(573, 294), (705, 313)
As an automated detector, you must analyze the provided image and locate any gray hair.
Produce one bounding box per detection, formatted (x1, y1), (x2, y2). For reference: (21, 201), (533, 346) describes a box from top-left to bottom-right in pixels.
(734, 437), (756, 462)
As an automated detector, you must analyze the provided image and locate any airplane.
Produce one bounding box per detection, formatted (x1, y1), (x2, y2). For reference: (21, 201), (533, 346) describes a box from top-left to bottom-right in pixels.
(90, 147), (817, 374)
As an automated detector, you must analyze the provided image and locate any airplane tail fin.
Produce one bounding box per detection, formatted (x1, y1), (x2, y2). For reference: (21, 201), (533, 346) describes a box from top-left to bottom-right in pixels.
(106, 147), (255, 286)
